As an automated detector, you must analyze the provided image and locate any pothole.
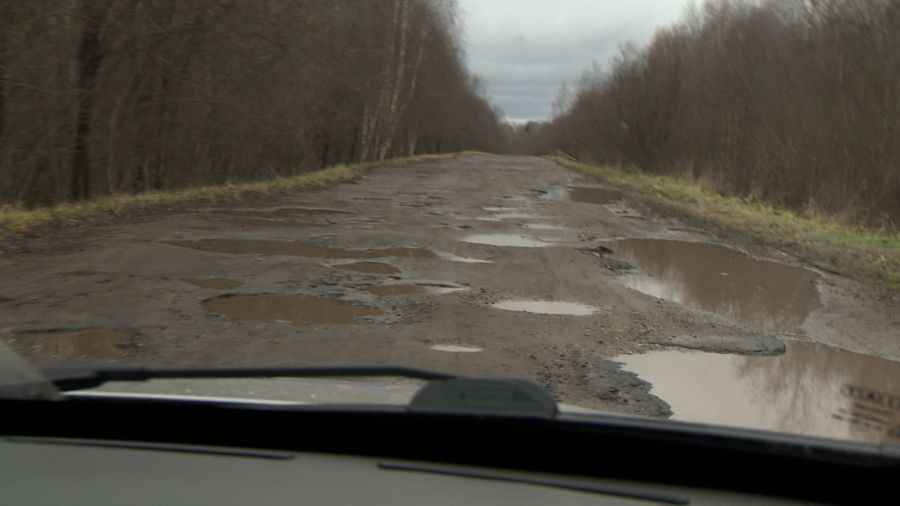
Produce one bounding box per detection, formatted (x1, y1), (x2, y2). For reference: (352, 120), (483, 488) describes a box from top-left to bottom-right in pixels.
(435, 251), (493, 264)
(491, 300), (598, 316)
(184, 278), (243, 290)
(613, 239), (818, 332)
(172, 239), (433, 259)
(522, 223), (566, 231)
(481, 205), (539, 221)
(543, 186), (626, 204)
(7, 329), (131, 360)
(368, 282), (468, 297)
(618, 343), (900, 444)
(205, 294), (380, 324)
(462, 234), (553, 248)
(431, 345), (483, 353)
(333, 262), (400, 275)
(211, 207), (354, 217)
(493, 212), (539, 220)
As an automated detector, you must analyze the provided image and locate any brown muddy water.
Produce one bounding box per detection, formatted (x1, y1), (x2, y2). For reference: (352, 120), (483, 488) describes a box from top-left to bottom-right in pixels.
(544, 186), (627, 204)
(172, 239), (433, 259)
(334, 262), (401, 275)
(613, 239), (818, 332)
(9, 330), (130, 360)
(492, 300), (599, 316)
(205, 294), (380, 324)
(184, 278), (243, 289)
(618, 343), (900, 444)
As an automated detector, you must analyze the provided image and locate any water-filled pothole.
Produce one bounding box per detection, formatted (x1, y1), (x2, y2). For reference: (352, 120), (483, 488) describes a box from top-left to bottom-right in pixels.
(491, 300), (598, 316)
(522, 223), (566, 231)
(618, 343), (900, 444)
(368, 283), (468, 297)
(462, 234), (553, 248)
(173, 239), (433, 259)
(492, 212), (539, 220)
(184, 278), (243, 290)
(205, 294), (380, 324)
(334, 262), (400, 275)
(431, 345), (483, 353)
(212, 207), (354, 217)
(544, 186), (626, 204)
(9, 329), (130, 360)
(613, 239), (818, 332)
(435, 251), (493, 263)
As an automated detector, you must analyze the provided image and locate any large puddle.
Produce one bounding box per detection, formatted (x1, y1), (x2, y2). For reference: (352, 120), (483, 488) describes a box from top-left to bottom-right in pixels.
(618, 344), (900, 444)
(334, 262), (400, 275)
(613, 239), (818, 332)
(492, 300), (598, 316)
(173, 239), (433, 259)
(205, 294), (380, 324)
(544, 186), (626, 204)
(8, 330), (130, 360)
(462, 234), (553, 248)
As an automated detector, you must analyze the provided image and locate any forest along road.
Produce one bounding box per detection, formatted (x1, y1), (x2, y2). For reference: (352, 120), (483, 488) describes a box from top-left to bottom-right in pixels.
(1, 154), (898, 419)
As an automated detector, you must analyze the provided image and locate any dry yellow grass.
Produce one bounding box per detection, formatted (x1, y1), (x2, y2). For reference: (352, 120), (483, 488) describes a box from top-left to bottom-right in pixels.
(0, 154), (454, 238)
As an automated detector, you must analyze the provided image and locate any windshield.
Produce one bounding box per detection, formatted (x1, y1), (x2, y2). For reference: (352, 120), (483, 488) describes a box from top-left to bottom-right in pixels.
(1, 0), (898, 446)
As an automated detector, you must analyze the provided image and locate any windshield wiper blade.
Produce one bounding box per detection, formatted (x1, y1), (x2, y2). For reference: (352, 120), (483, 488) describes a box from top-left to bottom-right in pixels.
(41, 366), (458, 392)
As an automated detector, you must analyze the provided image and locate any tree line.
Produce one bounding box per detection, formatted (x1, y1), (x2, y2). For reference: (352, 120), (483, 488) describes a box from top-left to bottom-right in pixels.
(0, 0), (504, 206)
(531, 0), (899, 229)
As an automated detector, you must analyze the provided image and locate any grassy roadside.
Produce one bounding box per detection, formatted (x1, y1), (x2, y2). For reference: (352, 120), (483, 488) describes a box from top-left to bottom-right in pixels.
(552, 157), (900, 289)
(0, 153), (454, 239)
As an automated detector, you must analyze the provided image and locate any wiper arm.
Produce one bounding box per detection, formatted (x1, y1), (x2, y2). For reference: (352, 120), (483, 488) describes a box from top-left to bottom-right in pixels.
(41, 366), (457, 392)
(41, 366), (560, 419)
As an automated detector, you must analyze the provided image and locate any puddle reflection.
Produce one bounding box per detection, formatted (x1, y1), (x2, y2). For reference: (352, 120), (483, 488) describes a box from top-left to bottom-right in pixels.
(619, 343), (900, 444)
(544, 186), (626, 204)
(492, 300), (598, 316)
(212, 207), (353, 217)
(462, 234), (553, 248)
(614, 239), (818, 332)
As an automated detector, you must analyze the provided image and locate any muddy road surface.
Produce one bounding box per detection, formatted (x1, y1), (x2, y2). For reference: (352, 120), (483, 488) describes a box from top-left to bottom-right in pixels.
(2, 154), (899, 441)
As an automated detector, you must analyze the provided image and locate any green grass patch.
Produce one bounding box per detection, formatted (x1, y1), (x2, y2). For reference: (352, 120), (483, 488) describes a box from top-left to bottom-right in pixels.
(0, 153), (454, 239)
(552, 157), (900, 289)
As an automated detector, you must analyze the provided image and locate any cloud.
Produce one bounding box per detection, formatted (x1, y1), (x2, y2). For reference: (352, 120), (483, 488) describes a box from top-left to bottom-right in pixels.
(459, 0), (691, 121)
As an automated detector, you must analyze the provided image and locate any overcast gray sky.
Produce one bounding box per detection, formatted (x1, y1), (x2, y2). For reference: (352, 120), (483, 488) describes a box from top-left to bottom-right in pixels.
(459, 0), (692, 123)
